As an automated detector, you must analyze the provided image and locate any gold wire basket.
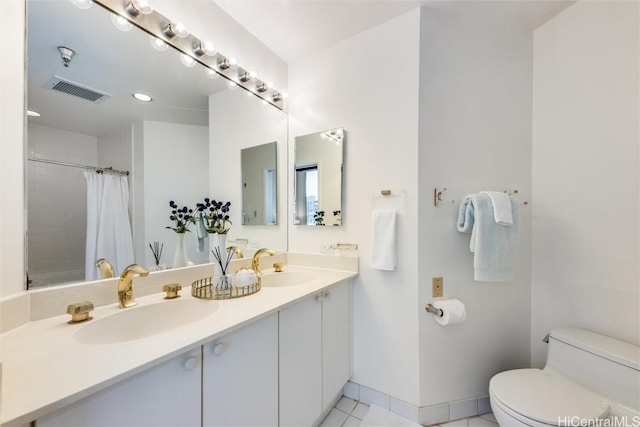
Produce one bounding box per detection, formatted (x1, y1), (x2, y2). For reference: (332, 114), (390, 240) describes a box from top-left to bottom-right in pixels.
(191, 275), (261, 300)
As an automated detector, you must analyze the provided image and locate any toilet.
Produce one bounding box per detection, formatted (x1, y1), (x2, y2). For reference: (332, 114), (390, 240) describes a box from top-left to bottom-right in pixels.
(489, 327), (640, 426)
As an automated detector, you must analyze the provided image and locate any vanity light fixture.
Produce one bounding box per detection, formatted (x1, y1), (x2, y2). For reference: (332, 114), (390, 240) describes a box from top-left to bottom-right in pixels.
(180, 53), (196, 67)
(27, 110), (41, 117)
(124, 0), (153, 17)
(149, 35), (168, 52)
(238, 72), (251, 83)
(163, 21), (188, 39)
(228, 55), (239, 70)
(111, 13), (133, 31)
(193, 41), (216, 57)
(218, 58), (231, 70)
(91, 0), (285, 109)
(133, 93), (152, 102)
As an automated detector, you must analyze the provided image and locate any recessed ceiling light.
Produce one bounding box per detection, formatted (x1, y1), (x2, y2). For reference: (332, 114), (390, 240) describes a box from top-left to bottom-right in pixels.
(27, 110), (41, 117)
(133, 93), (152, 102)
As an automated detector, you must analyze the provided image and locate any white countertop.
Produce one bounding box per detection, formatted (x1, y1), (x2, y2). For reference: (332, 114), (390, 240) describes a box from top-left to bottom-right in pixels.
(0, 265), (357, 426)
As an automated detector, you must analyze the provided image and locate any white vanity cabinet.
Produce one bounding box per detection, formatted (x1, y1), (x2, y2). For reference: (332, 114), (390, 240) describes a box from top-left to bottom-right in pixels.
(35, 347), (202, 427)
(279, 280), (351, 426)
(202, 312), (279, 427)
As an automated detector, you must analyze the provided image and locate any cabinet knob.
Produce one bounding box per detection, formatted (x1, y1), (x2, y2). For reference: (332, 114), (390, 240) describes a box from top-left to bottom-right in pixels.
(184, 356), (199, 371)
(213, 343), (226, 356)
(324, 291), (331, 299)
(315, 293), (323, 302)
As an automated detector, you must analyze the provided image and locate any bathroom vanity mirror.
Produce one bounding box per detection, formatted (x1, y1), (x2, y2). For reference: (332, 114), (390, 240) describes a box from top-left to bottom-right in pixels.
(241, 142), (278, 226)
(293, 128), (344, 226)
(25, 0), (287, 288)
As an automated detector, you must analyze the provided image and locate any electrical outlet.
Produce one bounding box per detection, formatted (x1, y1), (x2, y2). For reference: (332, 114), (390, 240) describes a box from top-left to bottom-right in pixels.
(432, 277), (443, 298)
(319, 242), (333, 254)
(248, 240), (260, 249)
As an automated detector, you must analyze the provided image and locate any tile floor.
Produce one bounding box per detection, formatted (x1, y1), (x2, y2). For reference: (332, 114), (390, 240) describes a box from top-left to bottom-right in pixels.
(320, 396), (499, 427)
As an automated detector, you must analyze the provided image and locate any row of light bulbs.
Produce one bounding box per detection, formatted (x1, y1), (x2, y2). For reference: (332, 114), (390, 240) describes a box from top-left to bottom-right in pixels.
(71, 0), (287, 105)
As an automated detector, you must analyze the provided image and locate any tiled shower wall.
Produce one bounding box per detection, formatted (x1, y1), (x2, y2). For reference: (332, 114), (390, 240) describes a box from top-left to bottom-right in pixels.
(27, 124), (97, 287)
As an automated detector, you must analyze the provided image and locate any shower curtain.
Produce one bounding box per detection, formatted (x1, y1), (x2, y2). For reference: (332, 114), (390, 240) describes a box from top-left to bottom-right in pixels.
(84, 171), (135, 281)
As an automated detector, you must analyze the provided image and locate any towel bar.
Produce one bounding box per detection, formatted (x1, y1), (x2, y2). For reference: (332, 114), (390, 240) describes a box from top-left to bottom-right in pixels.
(425, 303), (443, 317)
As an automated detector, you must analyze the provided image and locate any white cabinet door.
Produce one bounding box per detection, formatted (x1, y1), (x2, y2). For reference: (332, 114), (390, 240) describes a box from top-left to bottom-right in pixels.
(279, 281), (352, 426)
(202, 313), (278, 427)
(36, 347), (201, 427)
(322, 280), (351, 408)
(279, 293), (322, 427)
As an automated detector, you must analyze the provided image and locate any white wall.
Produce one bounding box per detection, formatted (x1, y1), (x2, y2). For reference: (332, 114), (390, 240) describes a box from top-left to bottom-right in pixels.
(0, 0), (25, 297)
(531, 1), (640, 367)
(209, 89), (289, 254)
(97, 127), (133, 176)
(289, 10), (422, 405)
(417, 7), (533, 407)
(137, 121), (209, 268)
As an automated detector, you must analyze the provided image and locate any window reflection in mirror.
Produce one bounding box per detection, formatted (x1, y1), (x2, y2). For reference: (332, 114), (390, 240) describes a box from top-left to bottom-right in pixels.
(241, 142), (278, 226)
(293, 129), (344, 226)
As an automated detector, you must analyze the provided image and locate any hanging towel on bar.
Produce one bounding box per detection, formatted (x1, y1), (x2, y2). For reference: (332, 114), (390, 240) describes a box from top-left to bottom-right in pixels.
(371, 209), (397, 271)
(481, 191), (513, 226)
(195, 212), (208, 252)
(457, 193), (520, 281)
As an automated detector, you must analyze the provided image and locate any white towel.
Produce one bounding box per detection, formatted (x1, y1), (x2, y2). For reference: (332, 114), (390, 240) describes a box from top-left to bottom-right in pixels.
(371, 209), (397, 271)
(482, 191), (513, 226)
(457, 193), (520, 281)
(195, 212), (208, 252)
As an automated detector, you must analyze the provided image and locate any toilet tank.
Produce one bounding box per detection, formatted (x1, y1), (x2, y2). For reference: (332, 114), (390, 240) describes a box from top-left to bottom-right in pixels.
(544, 327), (640, 411)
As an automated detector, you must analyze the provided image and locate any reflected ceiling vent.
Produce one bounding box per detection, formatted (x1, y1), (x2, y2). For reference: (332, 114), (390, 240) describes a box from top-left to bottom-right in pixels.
(45, 76), (112, 104)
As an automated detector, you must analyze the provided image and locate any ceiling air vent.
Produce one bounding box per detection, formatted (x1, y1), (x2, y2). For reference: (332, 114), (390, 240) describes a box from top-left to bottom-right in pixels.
(45, 76), (111, 104)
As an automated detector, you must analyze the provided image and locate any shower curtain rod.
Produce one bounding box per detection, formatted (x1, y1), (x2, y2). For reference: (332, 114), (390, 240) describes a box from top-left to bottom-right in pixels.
(28, 158), (129, 176)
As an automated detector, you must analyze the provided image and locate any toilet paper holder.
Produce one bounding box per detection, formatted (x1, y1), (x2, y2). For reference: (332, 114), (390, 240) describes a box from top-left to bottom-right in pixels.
(425, 303), (443, 317)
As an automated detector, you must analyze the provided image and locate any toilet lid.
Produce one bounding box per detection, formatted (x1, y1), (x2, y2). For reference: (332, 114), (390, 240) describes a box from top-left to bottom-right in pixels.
(490, 369), (610, 426)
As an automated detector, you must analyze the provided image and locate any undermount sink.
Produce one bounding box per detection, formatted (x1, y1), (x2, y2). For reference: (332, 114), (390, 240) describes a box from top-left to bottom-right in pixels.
(260, 271), (315, 287)
(73, 298), (218, 345)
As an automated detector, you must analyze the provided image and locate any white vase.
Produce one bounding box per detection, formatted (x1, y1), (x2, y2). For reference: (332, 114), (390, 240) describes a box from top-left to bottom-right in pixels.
(211, 233), (228, 277)
(172, 233), (188, 268)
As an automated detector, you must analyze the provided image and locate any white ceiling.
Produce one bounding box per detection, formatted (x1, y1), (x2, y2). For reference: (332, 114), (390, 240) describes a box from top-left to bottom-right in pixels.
(212, 0), (574, 63)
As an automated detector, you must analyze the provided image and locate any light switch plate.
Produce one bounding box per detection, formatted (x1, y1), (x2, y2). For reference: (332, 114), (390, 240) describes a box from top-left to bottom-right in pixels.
(432, 277), (443, 298)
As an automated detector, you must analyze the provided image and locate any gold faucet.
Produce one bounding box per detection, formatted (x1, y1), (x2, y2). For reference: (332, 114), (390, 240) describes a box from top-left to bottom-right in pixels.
(252, 248), (275, 276)
(117, 264), (149, 308)
(227, 246), (243, 259)
(94, 258), (115, 278)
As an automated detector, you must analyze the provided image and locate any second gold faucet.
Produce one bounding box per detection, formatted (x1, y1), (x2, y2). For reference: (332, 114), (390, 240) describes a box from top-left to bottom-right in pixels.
(251, 248), (275, 276)
(117, 264), (149, 308)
